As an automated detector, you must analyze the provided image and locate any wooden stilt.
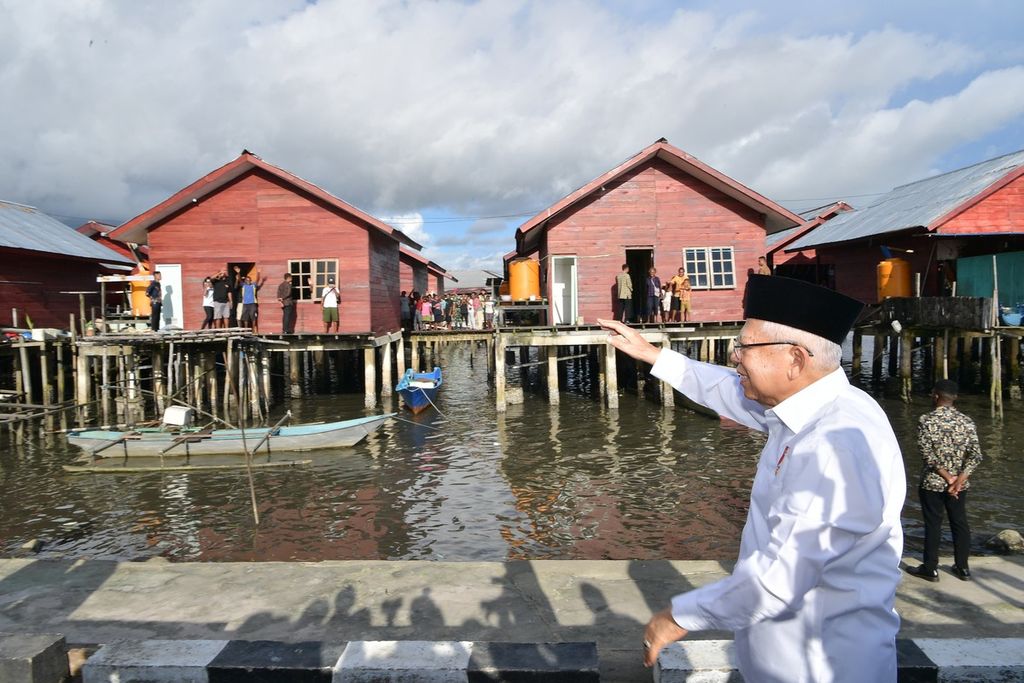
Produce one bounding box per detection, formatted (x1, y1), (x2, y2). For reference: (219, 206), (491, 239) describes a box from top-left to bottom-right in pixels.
(18, 344), (33, 404)
(207, 352), (219, 417)
(56, 342), (66, 406)
(547, 347), (559, 405)
(125, 353), (139, 424)
(101, 349), (111, 425)
(289, 350), (300, 398)
(852, 331), (863, 376)
(396, 337), (406, 378)
(364, 347), (376, 409)
(381, 341), (393, 398)
(495, 335), (507, 412)
(900, 329), (913, 402)
(153, 348), (165, 414)
(872, 334), (884, 383)
(411, 341), (420, 373)
(661, 339), (674, 408)
(261, 352), (271, 411)
(933, 333), (946, 382)
(1009, 335), (1021, 400)
(604, 342), (618, 409)
(991, 333), (1003, 418)
(39, 341), (52, 410)
(75, 348), (89, 427)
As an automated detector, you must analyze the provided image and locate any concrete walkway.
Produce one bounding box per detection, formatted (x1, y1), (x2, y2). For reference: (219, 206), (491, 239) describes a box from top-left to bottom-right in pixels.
(1, 555), (1021, 681)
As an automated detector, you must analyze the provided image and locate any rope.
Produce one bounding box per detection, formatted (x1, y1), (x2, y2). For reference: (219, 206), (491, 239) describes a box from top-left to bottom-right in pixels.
(410, 385), (446, 418)
(390, 414), (445, 431)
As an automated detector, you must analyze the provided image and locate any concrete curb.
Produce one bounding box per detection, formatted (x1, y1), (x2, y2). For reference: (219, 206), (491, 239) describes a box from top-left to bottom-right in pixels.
(0, 632), (70, 683)
(81, 639), (599, 682)
(653, 637), (1024, 682)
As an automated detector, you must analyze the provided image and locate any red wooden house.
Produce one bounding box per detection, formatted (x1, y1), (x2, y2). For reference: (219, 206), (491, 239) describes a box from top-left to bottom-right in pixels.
(510, 139), (803, 323)
(786, 150), (1024, 305)
(109, 151), (421, 334)
(399, 246), (429, 296)
(0, 201), (133, 329)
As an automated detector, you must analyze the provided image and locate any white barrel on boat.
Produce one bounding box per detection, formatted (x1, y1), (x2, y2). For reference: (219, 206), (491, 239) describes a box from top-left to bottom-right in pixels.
(162, 406), (194, 427)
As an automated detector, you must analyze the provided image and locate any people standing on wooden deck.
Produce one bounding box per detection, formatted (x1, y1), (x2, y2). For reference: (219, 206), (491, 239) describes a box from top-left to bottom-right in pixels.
(211, 270), (231, 329)
(412, 291), (422, 330)
(616, 264), (634, 323)
(145, 271), (162, 331)
(239, 274), (266, 333)
(906, 379), (983, 583)
(419, 294), (434, 330)
(200, 277), (215, 330)
(598, 274), (905, 681)
(484, 295), (495, 329)
(757, 256), (773, 275)
(669, 267), (691, 322)
(645, 267), (662, 323)
(278, 273), (296, 334)
(661, 283), (673, 322)
(321, 276), (340, 333)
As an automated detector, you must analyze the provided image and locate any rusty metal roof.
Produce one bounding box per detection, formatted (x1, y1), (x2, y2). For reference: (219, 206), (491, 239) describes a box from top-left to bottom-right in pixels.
(0, 200), (132, 263)
(789, 149), (1024, 250)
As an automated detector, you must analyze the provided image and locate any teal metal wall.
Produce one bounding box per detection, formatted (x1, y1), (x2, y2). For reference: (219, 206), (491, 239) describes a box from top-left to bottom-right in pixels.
(957, 251), (1024, 307)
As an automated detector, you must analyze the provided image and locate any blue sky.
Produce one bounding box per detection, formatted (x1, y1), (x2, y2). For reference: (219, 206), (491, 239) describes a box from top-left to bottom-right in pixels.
(2, 0), (1022, 271)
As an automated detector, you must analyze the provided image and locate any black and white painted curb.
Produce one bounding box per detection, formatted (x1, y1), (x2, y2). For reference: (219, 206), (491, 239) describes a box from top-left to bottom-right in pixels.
(80, 639), (600, 682)
(654, 637), (1024, 682)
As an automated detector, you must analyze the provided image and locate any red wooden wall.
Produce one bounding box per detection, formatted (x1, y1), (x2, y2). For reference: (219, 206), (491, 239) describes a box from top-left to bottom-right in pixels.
(815, 239), (942, 304)
(939, 175), (1024, 234)
(145, 169), (400, 334)
(399, 254), (428, 295)
(0, 249), (108, 329)
(539, 158), (767, 322)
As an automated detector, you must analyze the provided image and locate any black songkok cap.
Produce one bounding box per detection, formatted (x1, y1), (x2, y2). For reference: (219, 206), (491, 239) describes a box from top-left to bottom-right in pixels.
(744, 275), (863, 345)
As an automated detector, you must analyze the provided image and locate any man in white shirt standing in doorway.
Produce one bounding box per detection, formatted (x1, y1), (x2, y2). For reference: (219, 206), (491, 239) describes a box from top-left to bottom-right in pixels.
(321, 276), (340, 334)
(599, 274), (905, 682)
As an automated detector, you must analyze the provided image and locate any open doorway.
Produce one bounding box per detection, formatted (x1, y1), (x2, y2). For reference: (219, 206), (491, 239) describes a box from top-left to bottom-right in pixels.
(625, 247), (652, 323)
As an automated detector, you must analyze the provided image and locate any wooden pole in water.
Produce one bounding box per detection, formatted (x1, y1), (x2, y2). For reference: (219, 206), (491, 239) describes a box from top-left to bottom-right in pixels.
(604, 342), (618, 409)
(261, 351), (271, 412)
(75, 347), (89, 427)
(900, 329), (913, 403)
(56, 342), (66, 405)
(411, 340), (420, 373)
(381, 340), (393, 398)
(289, 350), (300, 398)
(547, 346), (559, 405)
(18, 343), (33, 404)
(933, 332), (946, 382)
(495, 334), (507, 412)
(363, 347), (376, 409)
(152, 348), (165, 414)
(852, 331), (863, 376)
(871, 333), (884, 383)
(1009, 335), (1021, 400)
(661, 339), (674, 408)
(224, 338), (234, 415)
(101, 348), (111, 425)
(485, 336), (494, 380)
(990, 334), (1003, 418)
(396, 336), (406, 378)
(207, 352), (218, 417)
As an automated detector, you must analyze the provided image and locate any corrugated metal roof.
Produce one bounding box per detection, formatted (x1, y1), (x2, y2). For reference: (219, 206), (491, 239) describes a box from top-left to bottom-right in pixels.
(789, 149), (1024, 250)
(766, 225), (801, 248)
(0, 201), (132, 263)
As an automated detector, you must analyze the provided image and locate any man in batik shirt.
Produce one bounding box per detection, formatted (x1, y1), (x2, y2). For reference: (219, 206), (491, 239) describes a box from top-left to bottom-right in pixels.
(906, 379), (983, 582)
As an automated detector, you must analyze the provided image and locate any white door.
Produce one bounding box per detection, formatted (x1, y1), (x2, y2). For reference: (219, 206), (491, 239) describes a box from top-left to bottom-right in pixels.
(551, 256), (578, 325)
(155, 263), (183, 329)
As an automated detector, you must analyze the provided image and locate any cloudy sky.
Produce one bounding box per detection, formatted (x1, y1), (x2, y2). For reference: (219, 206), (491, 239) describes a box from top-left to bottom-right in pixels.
(2, 0), (1023, 271)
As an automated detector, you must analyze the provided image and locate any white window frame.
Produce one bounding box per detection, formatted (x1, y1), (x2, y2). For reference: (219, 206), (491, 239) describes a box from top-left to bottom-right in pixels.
(683, 247), (735, 290)
(288, 258), (339, 302)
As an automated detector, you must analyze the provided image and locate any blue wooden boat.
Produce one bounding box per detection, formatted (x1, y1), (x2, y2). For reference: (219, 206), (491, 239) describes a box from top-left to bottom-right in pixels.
(396, 367), (442, 414)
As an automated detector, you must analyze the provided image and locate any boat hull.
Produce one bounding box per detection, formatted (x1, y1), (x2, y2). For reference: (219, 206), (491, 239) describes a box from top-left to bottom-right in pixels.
(395, 367), (442, 414)
(68, 414), (393, 458)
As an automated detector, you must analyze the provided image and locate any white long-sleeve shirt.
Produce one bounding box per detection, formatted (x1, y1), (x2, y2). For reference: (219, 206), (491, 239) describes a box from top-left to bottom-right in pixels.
(651, 349), (905, 682)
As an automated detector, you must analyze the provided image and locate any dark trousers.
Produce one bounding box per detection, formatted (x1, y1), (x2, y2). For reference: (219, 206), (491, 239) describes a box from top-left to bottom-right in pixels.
(618, 298), (633, 323)
(149, 302), (162, 331)
(919, 487), (971, 571)
(281, 304), (295, 334)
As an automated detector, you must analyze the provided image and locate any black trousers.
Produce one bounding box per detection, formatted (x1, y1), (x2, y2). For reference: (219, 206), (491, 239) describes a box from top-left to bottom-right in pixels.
(281, 304), (295, 334)
(919, 487), (971, 571)
(618, 298), (633, 323)
(149, 302), (162, 331)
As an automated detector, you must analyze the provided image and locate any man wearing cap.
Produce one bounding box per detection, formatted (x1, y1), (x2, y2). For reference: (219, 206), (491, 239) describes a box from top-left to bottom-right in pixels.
(321, 276), (340, 333)
(598, 274), (905, 682)
(906, 379), (982, 583)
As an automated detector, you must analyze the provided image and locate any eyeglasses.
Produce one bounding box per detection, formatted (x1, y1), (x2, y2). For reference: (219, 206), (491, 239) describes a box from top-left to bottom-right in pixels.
(731, 338), (814, 357)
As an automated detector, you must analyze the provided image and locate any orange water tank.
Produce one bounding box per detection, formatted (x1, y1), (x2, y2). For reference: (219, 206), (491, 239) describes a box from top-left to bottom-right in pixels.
(509, 258), (541, 301)
(877, 258), (911, 302)
(130, 265), (153, 316)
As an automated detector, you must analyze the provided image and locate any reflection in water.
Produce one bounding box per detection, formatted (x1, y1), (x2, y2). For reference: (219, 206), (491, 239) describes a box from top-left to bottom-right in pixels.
(0, 341), (1021, 562)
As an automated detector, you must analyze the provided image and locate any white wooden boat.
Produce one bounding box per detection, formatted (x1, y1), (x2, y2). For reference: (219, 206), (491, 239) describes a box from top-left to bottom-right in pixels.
(67, 413), (393, 458)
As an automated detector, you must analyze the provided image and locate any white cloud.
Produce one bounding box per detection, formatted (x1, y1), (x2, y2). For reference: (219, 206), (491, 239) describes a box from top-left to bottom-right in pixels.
(0, 0), (1022, 270)
(380, 212), (429, 246)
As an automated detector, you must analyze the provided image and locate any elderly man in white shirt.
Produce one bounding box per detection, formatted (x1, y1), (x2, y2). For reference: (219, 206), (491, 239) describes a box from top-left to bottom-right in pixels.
(599, 274), (905, 682)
